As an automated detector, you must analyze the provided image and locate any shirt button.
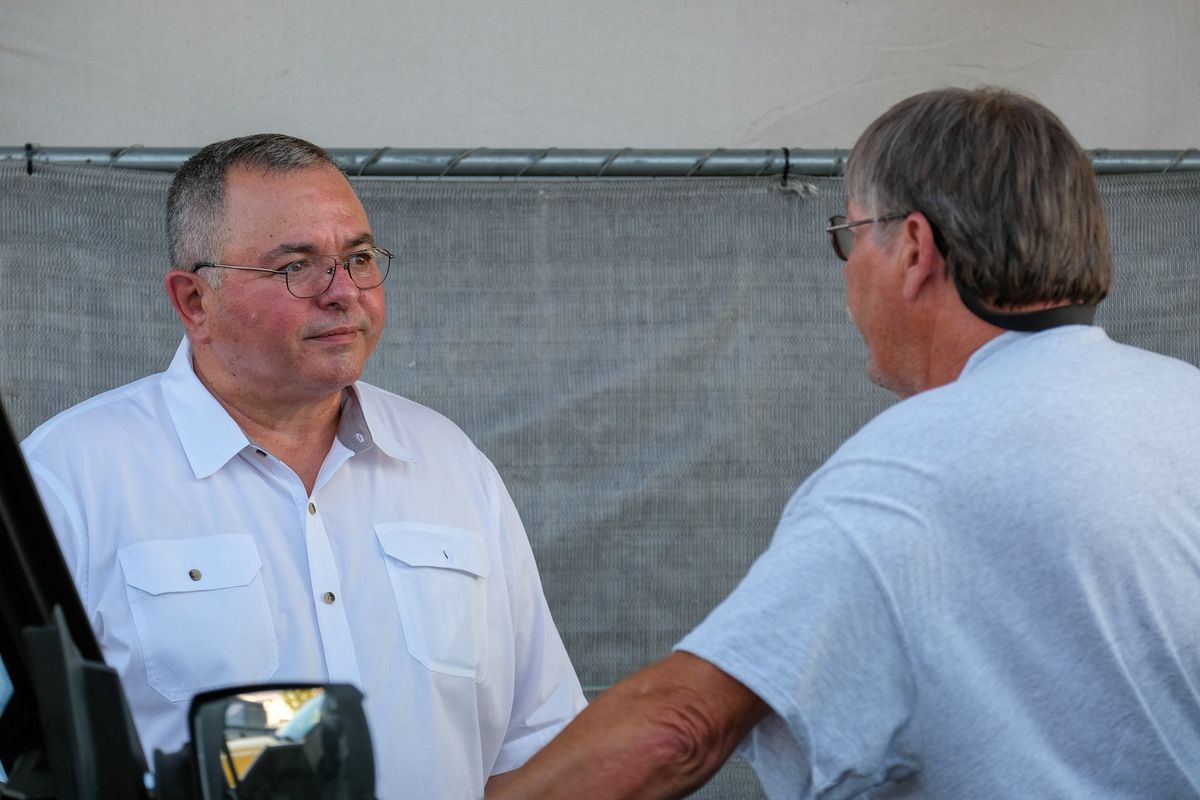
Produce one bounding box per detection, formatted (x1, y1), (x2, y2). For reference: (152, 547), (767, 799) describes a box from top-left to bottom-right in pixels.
(308, 502), (317, 515)
(188, 569), (202, 581)
(323, 591), (336, 604)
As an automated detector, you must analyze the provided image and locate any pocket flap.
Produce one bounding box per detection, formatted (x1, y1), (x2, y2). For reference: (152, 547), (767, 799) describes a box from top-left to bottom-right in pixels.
(119, 534), (263, 596)
(375, 523), (491, 578)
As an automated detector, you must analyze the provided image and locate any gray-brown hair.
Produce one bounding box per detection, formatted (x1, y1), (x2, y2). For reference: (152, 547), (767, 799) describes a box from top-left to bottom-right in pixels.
(166, 134), (339, 273)
(844, 87), (1112, 308)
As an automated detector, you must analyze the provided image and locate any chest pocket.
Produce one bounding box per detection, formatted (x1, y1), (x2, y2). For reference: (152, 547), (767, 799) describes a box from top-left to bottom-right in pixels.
(376, 523), (491, 680)
(118, 534), (279, 702)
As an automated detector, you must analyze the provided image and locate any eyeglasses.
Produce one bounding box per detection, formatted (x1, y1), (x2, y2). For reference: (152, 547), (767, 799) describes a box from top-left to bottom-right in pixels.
(192, 247), (393, 299)
(825, 213), (909, 261)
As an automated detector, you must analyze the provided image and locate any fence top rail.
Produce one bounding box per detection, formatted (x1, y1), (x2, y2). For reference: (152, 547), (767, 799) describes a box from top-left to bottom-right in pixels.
(2, 146), (1198, 177)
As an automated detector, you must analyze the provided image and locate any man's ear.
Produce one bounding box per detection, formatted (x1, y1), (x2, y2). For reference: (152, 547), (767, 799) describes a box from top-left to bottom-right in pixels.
(899, 212), (946, 303)
(164, 271), (213, 342)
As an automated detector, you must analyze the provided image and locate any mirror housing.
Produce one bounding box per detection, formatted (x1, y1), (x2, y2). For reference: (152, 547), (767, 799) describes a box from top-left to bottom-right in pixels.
(154, 683), (375, 800)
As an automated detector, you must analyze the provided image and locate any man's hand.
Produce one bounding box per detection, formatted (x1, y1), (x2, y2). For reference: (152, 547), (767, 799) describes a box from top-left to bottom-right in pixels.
(485, 651), (768, 799)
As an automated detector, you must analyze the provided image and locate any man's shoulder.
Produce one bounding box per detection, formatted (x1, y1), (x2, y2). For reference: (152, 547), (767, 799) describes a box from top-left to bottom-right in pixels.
(353, 380), (464, 427)
(352, 381), (482, 457)
(22, 373), (167, 454)
(823, 325), (1200, 484)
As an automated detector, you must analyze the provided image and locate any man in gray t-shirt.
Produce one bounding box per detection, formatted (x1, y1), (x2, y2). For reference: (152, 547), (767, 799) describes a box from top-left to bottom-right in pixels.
(489, 88), (1200, 799)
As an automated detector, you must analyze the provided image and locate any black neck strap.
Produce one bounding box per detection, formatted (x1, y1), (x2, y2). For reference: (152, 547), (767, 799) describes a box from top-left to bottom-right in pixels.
(955, 281), (1097, 332)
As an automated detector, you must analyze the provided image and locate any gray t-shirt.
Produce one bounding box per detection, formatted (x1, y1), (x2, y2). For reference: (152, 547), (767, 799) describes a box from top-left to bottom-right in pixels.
(679, 327), (1200, 799)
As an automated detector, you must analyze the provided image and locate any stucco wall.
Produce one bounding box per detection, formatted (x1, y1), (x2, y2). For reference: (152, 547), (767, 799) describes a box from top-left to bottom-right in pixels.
(2, 0), (1196, 149)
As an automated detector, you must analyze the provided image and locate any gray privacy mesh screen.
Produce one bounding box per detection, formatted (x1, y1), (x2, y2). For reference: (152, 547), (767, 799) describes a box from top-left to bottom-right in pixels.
(3, 162), (1199, 798)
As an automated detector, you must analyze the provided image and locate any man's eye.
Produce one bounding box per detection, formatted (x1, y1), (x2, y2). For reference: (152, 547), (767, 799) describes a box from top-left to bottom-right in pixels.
(347, 251), (374, 268)
(282, 260), (313, 274)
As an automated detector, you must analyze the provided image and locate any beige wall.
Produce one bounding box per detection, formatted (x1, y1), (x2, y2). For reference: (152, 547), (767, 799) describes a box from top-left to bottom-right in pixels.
(1, 0), (1196, 150)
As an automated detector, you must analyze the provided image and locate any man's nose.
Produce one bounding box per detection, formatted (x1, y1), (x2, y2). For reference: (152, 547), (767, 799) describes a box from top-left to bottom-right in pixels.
(320, 260), (361, 302)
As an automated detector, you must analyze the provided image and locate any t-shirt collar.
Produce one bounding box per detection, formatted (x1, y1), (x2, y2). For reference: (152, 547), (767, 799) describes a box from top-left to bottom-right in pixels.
(958, 325), (1105, 380)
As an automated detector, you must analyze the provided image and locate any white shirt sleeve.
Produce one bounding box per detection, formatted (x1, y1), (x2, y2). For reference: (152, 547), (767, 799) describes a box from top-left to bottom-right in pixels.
(486, 460), (587, 774)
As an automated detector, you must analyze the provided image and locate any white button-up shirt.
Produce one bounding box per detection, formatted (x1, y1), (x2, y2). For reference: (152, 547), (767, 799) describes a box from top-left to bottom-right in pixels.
(22, 339), (586, 799)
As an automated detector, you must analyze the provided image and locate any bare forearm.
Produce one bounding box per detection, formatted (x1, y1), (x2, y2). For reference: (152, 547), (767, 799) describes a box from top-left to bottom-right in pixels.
(486, 652), (768, 800)
(501, 683), (712, 799)
(484, 770), (520, 795)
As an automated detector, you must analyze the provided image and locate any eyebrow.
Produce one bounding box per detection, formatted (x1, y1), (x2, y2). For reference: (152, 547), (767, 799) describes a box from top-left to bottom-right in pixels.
(263, 232), (375, 261)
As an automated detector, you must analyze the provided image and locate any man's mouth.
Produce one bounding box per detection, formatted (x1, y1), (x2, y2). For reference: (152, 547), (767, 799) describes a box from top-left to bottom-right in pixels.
(308, 325), (362, 342)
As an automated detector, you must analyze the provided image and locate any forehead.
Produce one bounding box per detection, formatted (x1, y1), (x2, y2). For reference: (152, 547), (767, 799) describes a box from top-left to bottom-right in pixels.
(219, 164), (370, 251)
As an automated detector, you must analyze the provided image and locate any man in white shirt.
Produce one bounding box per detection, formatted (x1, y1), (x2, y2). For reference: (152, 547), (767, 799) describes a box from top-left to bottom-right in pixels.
(21, 134), (585, 799)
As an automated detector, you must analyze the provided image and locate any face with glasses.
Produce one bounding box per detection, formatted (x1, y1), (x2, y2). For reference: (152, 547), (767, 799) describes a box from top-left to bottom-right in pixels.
(193, 247), (392, 299)
(170, 163), (388, 410)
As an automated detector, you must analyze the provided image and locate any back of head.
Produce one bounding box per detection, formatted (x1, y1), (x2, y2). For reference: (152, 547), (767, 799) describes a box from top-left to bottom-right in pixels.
(844, 87), (1112, 309)
(166, 134), (339, 270)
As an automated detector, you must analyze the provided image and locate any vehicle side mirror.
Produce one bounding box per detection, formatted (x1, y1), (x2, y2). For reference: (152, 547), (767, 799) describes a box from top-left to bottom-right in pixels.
(154, 683), (375, 800)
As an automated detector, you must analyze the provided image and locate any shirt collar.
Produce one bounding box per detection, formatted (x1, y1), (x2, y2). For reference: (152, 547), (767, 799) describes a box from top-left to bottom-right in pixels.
(161, 338), (251, 479)
(347, 383), (419, 463)
(161, 338), (417, 478)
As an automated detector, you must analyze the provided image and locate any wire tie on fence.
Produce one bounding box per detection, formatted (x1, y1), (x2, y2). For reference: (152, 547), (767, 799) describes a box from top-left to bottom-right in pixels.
(441, 147), (481, 177)
(687, 148), (722, 178)
(751, 149), (773, 178)
(108, 145), (142, 169)
(1163, 148), (1198, 174)
(25, 142), (38, 176)
(597, 148), (630, 177)
(357, 147), (389, 177)
(781, 147), (791, 185)
(516, 148), (555, 178)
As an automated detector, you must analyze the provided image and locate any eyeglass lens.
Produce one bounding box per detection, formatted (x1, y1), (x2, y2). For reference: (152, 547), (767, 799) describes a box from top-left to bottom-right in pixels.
(285, 249), (392, 298)
(828, 216), (853, 261)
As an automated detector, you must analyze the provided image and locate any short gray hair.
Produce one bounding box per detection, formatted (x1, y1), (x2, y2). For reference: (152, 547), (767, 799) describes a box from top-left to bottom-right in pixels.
(166, 134), (340, 273)
(844, 87), (1111, 308)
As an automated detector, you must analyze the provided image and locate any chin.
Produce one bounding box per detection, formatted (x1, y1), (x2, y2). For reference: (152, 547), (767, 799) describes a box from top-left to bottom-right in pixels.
(306, 360), (367, 392)
(867, 358), (916, 399)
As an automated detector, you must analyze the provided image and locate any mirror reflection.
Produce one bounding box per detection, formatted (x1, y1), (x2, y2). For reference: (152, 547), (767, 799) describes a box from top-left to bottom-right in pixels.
(221, 687), (326, 787)
(211, 686), (368, 800)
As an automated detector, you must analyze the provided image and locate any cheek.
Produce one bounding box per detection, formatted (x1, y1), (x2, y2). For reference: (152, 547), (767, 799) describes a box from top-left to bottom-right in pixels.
(843, 260), (867, 306)
(215, 302), (301, 355)
(363, 292), (387, 327)
(220, 306), (265, 339)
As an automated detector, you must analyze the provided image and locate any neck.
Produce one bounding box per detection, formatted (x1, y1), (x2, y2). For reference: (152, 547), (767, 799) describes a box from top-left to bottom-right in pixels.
(891, 304), (1004, 399)
(913, 294), (1094, 394)
(954, 281), (1097, 332)
(923, 324), (1001, 394)
(192, 357), (345, 494)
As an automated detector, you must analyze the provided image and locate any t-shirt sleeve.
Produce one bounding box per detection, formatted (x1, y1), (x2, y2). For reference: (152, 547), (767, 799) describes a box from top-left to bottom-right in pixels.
(676, 497), (918, 799)
(485, 461), (587, 774)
